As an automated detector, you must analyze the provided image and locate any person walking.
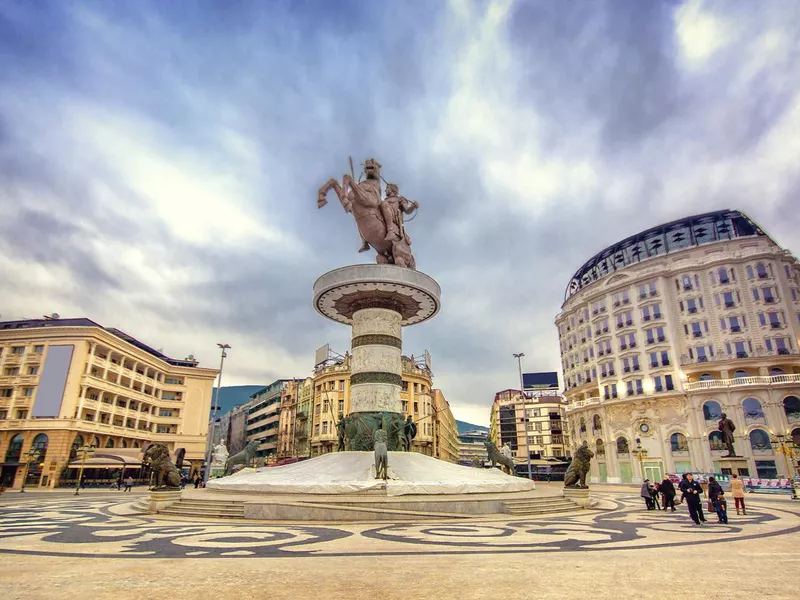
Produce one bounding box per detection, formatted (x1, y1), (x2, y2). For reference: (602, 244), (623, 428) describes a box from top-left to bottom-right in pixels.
(193, 474), (201, 489)
(651, 481), (662, 510)
(640, 479), (654, 510)
(707, 476), (723, 515)
(679, 472), (706, 525)
(661, 476), (677, 512)
(123, 475), (134, 492)
(730, 473), (747, 515)
(715, 491), (729, 524)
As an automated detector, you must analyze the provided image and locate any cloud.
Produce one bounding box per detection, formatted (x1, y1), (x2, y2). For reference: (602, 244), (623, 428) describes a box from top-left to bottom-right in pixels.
(1, 0), (799, 426)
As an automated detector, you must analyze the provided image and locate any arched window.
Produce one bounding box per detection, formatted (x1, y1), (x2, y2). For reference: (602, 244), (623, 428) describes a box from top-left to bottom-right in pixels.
(595, 439), (605, 456)
(756, 263), (768, 279)
(70, 435), (84, 461)
(4, 434), (24, 462)
(734, 370), (748, 379)
(699, 373), (714, 381)
(31, 433), (49, 460)
(121, 440), (128, 448)
(709, 431), (725, 451)
(133, 441), (141, 449)
(746, 265), (754, 279)
(579, 417), (587, 433)
(749, 429), (772, 451)
(90, 436), (100, 448)
(105, 438), (114, 448)
(671, 433), (689, 452)
(592, 415), (602, 430)
(616, 437), (629, 454)
(784, 396), (800, 423)
(742, 398), (765, 424)
(770, 367), (785, 376)
(717, 267), (729, 284)
(703, 401), (722, 423)
(792, 428), (800, 446)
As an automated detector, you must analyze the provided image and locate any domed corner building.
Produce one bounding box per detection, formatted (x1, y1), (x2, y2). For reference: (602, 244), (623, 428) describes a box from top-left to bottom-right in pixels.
(555, 209), (800, 484)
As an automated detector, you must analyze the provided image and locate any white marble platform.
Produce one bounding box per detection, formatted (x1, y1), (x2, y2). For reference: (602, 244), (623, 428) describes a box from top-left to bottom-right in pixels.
(206, 451), (535, 496)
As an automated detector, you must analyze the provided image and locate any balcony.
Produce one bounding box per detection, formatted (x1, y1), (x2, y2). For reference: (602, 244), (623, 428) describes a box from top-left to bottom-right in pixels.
(764, 297), (776, 304)
(684, 372), (800, 391)
(725, 301), (735, 308)
(770, 322), (782, 329)
(730, 325), (741, 333)
(688, 307), (698, 314)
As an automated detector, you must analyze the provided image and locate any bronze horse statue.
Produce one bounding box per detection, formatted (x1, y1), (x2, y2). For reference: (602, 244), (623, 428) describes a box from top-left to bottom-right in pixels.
(318, 158), (418, 269)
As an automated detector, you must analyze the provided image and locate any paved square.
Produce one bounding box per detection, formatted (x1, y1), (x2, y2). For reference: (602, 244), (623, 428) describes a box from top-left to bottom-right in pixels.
(0, 486), (798, 599)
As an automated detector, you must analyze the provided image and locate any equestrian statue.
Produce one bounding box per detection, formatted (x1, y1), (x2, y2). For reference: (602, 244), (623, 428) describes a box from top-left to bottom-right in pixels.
(318, 158), (419, 269)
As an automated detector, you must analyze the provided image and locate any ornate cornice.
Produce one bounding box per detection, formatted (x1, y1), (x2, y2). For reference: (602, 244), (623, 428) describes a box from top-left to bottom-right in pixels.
(350, 372), (403, 386)
(351, 334), (402, 349)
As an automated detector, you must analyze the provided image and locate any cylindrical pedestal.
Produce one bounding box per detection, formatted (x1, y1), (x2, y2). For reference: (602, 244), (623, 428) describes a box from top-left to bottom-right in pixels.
(347, 307), (404, 450)
(313, 265), (441, 452)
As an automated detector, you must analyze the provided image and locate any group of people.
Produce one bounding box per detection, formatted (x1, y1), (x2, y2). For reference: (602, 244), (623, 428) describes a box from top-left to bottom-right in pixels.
(640, 473), (748, 525)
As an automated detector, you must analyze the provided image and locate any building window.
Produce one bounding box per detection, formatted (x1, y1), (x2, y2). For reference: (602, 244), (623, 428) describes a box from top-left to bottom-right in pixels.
(670, 433), (689, 452)
(33, 345), (44, 353)
(616, 311), (633, 328)
(16, 410), (28, 419)
(618, 332), (636, 350)
(622, 355), (640, 373)
(23, 387), (34, 397)
(612, 290), (630, 307)
(645, 327), (666, 344)
(626, 379), (644, 396)
(761, 286), (776, 303)
(4, 367), (19, 376)
(27, 366), (40, 375)
(756, 263), (769, 279)
(641, 303), (662, 321)
(591, 300), (607, 315)
(0, 389), (12, 398)
(637, 281), (657, 298)
(11, 346), (25, 355)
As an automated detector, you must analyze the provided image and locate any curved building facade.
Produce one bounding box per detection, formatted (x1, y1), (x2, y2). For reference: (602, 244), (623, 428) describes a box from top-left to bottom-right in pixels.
(555, 210), (800, 483)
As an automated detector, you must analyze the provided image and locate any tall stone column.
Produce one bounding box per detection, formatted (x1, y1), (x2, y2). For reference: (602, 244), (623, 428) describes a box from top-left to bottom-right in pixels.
(313, 265), (441, 452)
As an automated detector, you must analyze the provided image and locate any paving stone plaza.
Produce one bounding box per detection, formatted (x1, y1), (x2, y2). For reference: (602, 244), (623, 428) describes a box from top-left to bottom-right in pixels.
(1, 486), (798, 599)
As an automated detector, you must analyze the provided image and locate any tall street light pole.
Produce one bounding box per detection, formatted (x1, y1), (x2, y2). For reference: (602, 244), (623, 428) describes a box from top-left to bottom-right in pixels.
(203, 343), (230, 486)
(513, 352), (533, 481)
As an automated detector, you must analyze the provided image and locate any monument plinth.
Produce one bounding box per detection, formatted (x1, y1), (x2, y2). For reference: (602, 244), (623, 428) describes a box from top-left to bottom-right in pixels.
(313, 264), (441, 451)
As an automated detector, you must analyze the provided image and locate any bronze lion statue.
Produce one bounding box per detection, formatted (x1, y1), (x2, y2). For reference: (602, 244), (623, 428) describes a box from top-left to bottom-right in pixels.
(563, 441), (594, 488)
(143, 444), (181, 490)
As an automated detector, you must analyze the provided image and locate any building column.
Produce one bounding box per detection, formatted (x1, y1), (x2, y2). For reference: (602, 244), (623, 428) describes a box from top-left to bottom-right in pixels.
(85, 342), (97, 375)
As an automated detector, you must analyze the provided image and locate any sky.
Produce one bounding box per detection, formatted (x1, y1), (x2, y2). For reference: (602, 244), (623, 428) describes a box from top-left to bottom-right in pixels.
(1, 0), (799, 426)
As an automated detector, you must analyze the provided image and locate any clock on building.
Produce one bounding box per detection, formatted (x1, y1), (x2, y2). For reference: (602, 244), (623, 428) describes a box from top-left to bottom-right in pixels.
(639, 423), (650, 434)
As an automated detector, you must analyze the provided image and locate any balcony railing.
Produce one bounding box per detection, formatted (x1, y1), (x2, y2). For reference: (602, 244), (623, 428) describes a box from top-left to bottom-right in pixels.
(684, 373), (800, 391)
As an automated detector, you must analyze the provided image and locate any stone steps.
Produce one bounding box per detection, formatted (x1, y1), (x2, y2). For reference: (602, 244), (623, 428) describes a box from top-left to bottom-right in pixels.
(501, 498), (579, 516)
(159, 499), (245, 519)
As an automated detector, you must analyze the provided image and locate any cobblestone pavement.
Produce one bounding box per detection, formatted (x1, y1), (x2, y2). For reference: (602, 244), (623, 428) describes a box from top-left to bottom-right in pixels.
(0, 490), (798, 599)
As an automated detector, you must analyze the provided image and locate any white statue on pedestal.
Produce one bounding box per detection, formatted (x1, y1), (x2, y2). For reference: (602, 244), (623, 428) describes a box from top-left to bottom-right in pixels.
(212, 440), (229, 466)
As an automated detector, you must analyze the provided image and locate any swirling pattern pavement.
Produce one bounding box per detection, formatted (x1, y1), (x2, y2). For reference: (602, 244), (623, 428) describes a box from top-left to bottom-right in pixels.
(0, 494), (798, 559)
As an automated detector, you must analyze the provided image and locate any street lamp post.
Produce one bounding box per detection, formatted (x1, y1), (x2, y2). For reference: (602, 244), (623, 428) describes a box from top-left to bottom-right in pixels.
(19, 448), (41, 493)
(203, 343), (230, 486)
(770, 432), (798, 501)
(632, 438), (649, 482)
(74, 445), (95, 495)
(513, 352), (533, 481)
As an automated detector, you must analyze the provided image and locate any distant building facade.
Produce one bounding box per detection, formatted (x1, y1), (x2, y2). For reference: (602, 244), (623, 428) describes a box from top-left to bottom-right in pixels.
(556, 209), (800, 483)
(0, 318), (218, 488)
(458, 429), (488, 466)
(432, 389), (459, 463)
(244, 380), (290, 460)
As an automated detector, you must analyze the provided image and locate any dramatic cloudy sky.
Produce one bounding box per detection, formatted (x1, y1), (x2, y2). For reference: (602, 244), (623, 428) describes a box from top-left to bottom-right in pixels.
(1, 0), (799, 425)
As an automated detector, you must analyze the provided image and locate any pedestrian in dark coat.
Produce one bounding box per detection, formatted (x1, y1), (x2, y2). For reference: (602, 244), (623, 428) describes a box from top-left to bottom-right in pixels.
(679, 473), (706, 525)
(660, 476), (677, 512)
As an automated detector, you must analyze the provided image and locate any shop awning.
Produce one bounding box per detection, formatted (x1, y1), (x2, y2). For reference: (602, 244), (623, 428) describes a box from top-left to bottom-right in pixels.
(67, 452), (142, 469)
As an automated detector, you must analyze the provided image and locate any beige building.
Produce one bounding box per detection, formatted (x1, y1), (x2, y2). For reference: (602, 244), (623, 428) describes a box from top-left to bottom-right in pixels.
(432, 389), (460, 462)
(307, 352), (458, 459)
(277, 378), (314, 460)
(489, 388), (571, 463)
(557, 210), (800, 483)
(0, 318), (218, 488)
